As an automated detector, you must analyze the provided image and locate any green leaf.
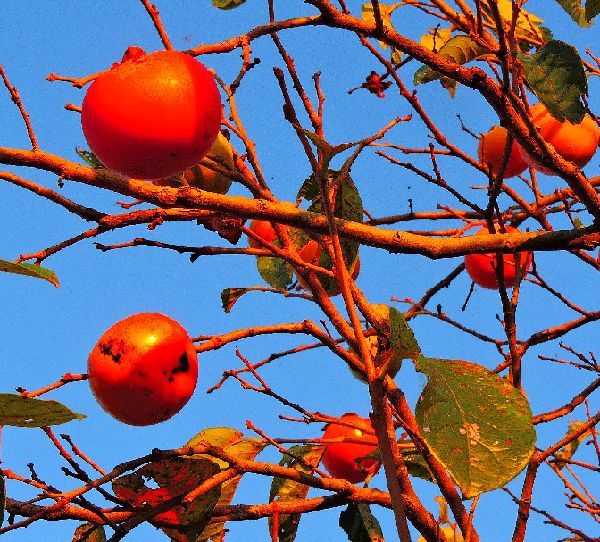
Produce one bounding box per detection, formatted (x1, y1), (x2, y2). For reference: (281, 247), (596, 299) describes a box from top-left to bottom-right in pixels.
(212, 0), (246, 9)
(586, 0), (600, 20)
(401, 448), (434, 482)
(0, 259), (59, 287)
(187, 428), (265, 542)
(269, 444), (325, 542)
(389, 307), (420, 361)
(73, 523), (107, 542)
(339, 503), (384, 542)
(414, 357), (536, 498)
(0, 473), (5, 528)
(257, 253), (293, 290)
(520, 40), (588, 123)
(306, 170), (362, 294)
(414, 35), (488, 85)
(0, 394), (85, 427)
(571, 216), (585, 229)
(296, 173), (321, 205)
(76, 147), (105, 169)
(113, 457), (221, 542)
(553, 0), (593, 27)
(221, 288), (253, 313)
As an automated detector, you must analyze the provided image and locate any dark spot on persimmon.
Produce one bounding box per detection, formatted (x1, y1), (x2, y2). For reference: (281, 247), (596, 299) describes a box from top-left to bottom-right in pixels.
(98, 339), (124, 363)
(171, 352), (190, 374)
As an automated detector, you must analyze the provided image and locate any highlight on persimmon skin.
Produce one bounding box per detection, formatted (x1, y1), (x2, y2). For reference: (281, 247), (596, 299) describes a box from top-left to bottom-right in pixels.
(321, 413), (381, 484)
(87, 313), (198, 426)
(464, 226), (532, 290)
(478, 125), (528, 179)
(81, 47), (222, 180)
(519, 102), (600, 175)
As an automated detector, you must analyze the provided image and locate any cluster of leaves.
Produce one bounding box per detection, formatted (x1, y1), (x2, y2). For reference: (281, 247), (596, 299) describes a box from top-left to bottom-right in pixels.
(358, 1), (594, 124)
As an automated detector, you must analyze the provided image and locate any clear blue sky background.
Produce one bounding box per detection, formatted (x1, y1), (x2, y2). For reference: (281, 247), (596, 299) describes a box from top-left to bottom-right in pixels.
(0, 1), (598, 541)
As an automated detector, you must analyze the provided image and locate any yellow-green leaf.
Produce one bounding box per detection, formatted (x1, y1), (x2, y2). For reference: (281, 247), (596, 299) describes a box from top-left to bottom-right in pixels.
(0, 259), (59, 287)
(420, 27), (453, 52)
(415, 357), (536, 498)
(553, 420), (591, 469)
(553, 0), (593, 27)
(187, 427), (265, 542)
(212, 0), (246, 9)
(221, 288), (253, 313)
(414, 35), (488, 86)
(0, 394), (84, 427)
(361, 3), (402, 48)
(269, 444), (325, 542)
(72, 523), (106, 542)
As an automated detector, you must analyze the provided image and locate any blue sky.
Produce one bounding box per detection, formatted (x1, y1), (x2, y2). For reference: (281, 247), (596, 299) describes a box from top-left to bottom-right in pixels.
(0, 1), (598, 541)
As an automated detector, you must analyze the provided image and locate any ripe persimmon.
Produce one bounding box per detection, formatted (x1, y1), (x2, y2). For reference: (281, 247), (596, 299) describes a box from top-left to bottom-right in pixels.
(464, 226), (532, 290)
(478, 125), (528, 179)
(247, 220), (280, 249)
(82, 47), (222, 179)
(88, 313), (198, 426)
(321, 413), (380, 483)
(247, 220), (321, 262)
(519, 103), (600, 174)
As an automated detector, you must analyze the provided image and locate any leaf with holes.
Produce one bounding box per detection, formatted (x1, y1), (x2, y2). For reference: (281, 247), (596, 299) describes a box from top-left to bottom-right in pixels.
(269, 444), (325, 542)
(339, 503), (385, 542)
(414, 357), (536, 498)
(414, 35), (488, 85)
(0, 259), (59, 287)
(553, 0), (593, 26)
(296, 172), (321, 205)
(113, 457), (221, 542)
(521, 40), (588, 123)
(72, 523), (106, 542)
(212, 0), (246, 9)
(0, 394), (85, 427)
(187, 427), (266, 542)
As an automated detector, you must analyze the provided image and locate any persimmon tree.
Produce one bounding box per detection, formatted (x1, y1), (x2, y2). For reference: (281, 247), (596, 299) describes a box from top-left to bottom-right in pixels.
(0, 1), (599, 541)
